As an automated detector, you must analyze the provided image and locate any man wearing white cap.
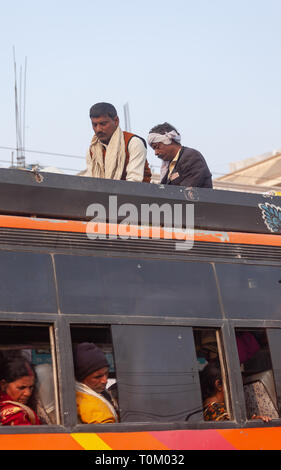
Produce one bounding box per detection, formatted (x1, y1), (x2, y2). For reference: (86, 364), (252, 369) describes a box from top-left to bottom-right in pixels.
(148, 122), (212, 188)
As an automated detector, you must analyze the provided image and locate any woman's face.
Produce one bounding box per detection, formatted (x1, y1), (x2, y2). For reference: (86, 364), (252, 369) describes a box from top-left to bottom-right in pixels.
(3, 375), (35, 404)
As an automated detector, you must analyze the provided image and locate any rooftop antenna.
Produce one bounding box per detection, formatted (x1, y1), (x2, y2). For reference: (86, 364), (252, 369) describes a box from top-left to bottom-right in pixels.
(22, 56), (27, 159)
(123, 102), (131, 132)
(13, 46), (27, 168)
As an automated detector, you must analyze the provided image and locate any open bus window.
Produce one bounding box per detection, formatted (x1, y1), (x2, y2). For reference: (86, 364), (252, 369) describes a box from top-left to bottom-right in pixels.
(70, 325), (118, 424)
(193, 328), (232, 422)
(0, 323), (59, 426)
(112, 324), (206, 423)
(235, 328), (280, 421)
(71, 325), (210, 424)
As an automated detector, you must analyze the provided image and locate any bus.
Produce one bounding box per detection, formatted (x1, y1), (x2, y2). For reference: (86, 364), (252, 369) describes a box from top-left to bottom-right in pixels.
(0, 167), (281, 451)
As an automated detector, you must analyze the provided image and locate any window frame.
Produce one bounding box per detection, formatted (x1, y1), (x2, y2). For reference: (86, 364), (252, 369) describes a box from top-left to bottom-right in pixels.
(2, 316), (281, 433)
(0, 319), (61, 432)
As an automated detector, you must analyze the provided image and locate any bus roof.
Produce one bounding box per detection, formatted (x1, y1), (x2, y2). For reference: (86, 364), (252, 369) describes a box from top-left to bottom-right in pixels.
(0, 167), (280, 235)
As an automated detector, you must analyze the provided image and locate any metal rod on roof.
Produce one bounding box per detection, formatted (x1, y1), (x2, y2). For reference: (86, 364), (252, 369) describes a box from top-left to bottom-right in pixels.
(22, 57), (27, 161)
(12, 47), (26, 168)
(123, 102), (131, 132)
(13, 46), (20, 165)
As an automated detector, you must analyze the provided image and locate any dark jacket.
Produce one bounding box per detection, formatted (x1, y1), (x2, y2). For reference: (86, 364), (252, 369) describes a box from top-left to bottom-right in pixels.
(161, 146), (212, 188)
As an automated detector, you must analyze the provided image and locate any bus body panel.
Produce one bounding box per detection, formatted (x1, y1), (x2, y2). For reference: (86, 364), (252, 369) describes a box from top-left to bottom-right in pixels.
(0, 428), (281, 450)
(1, 170), (281, 449)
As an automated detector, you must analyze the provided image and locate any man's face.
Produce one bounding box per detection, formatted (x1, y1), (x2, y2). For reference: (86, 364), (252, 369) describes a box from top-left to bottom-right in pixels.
(83, 367), (109, 393)
(91, 115), (119, 144)
(151, 142), (176, 162)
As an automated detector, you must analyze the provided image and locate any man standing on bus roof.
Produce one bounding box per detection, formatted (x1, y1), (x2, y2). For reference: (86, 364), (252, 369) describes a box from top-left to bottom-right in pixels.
(74, 342), (118, 424)
(148, 122), (212, 188)
(83, 102), (151, 183)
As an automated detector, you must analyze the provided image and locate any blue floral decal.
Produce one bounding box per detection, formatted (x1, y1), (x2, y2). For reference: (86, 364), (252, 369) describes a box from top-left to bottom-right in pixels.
(259, 203), (281, 233)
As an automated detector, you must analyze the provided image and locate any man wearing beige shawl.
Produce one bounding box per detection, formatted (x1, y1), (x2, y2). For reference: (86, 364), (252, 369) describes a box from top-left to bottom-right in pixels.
(83, 102), (151, 183)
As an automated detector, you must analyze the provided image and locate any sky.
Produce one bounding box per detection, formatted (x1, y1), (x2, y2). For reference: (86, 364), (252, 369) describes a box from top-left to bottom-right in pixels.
(1, 0), (281, 179)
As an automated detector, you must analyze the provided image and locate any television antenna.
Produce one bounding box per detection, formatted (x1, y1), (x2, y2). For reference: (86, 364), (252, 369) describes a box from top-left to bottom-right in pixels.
(123, 102), (131, 132)
(13, 46), (27, 168)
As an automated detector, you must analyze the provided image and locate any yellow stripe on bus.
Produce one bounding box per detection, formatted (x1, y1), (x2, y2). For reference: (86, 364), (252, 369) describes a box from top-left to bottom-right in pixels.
(71, 433), (112, 450)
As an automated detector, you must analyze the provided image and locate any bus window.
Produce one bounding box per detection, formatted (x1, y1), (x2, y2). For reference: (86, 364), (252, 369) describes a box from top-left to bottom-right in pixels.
(235, 328), (280, 420)
(0, 323), (59, 425)
(111, 325), (204, 423)
(0, 252), (57, 313)
(71, 325), (205, 424)
(194, 328), (232, 422)
(70, 325), (118, 424)
(266, 329), (281, 415)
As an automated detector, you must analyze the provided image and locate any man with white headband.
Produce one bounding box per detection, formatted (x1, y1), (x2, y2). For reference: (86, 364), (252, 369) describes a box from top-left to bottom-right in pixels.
(148, 122), (212, 188)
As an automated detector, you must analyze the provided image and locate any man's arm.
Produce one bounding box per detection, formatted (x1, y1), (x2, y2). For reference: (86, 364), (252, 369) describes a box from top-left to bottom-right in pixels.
(126, 137), (147, 182)
(178, 150), (212, 188)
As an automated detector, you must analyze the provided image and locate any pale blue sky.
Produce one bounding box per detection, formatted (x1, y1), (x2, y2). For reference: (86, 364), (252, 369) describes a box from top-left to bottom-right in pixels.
(1, 0), (281, 178)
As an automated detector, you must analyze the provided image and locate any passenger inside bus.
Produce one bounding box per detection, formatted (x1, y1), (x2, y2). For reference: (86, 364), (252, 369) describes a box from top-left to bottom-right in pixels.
(73, 342), (118, 424)
(237, 329), (280, 420)
(0, 352), (41, 426)
(195, 329), (276, 423)
(199, 359), (229, 421)
(200, 359), (272, 423)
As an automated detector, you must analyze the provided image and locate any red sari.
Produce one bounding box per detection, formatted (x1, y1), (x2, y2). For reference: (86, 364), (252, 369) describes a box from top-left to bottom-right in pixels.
(0, 392), (41, 425)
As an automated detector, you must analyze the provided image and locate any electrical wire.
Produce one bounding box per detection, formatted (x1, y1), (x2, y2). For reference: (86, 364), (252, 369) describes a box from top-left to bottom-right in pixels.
(1, 145), (281, 181)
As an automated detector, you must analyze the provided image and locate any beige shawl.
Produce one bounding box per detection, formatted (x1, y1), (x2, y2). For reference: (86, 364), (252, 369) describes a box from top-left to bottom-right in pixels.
(85, 126), (126, 179)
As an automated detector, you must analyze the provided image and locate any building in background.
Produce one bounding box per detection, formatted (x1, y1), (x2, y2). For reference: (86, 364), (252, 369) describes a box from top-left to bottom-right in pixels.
(213, 149), (281, 194)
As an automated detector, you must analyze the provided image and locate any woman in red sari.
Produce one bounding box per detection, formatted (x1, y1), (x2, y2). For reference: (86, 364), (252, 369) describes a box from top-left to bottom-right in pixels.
(0, 354), (41, 425)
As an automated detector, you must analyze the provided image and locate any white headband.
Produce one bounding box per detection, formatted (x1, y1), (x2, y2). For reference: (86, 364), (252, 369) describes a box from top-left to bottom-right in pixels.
(147, 130), (181, 147)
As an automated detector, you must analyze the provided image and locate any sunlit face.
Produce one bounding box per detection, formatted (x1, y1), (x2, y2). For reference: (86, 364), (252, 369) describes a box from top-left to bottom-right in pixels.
(82, 367), (109, 393)
(91, 115), (119, 144)
(214, 379), (224, 402)
(2, 375), (35, 404)
(150, 142), (176, 161)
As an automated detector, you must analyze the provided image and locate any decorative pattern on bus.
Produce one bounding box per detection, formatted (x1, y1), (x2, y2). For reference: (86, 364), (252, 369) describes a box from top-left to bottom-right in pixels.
(259, 203), (281, 233)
